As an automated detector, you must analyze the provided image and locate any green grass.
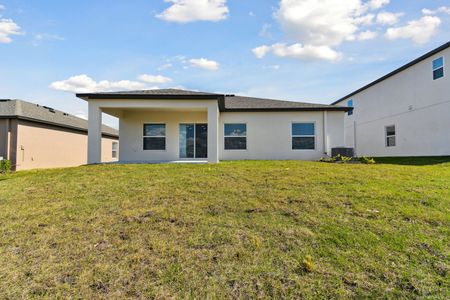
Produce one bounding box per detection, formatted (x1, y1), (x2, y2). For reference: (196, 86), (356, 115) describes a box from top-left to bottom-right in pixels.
(376, 156), (450, 166)
(0, 161), (449, 299)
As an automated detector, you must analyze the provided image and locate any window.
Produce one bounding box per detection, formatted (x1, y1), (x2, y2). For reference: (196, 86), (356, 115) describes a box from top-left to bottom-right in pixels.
(432, 57), (444, 80)
(385, 125), (396, 147)
(143, 124), (166, 150)
(112, 142), (118, 158)
(292, 123), (315, 150)
(347, 99), (354, 116)
(224, 123), (247, 150)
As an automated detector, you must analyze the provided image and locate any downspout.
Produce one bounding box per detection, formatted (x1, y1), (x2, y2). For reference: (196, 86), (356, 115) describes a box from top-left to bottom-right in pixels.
(323, 111), (328, 155)
(353, 120), (357, 156)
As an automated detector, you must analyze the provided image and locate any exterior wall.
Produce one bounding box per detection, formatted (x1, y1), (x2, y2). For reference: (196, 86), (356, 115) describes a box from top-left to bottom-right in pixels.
(14, 120), (118, 171)
(118, 110), (345, 161)
(0, 119), (9, 159)
(119, 110), (208, 162)
(337, 46), (450, 157)
(0, 119), (18, 166)
(93, 98), (219, 163)
(219, 111), (344, 161)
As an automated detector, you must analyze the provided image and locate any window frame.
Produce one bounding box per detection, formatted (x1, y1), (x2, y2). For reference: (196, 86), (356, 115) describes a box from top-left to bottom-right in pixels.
(112, 142), (118, 159)
(347, 99), (354, 116)
(143, 123), (167, 151)
(432, 56), (444, 80)
(291, 122), (316, 151)
(385, 125), (396, 148)
(224, 123), (247, 151)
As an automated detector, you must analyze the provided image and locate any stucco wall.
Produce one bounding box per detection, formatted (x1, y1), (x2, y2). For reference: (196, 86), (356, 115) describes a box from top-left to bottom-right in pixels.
(119, 110), (208, 162)
(118, 110), (345, 161)
(14, 120), (118, 171)
(219, 111), (344, 161)
(337, 46), (450, 157)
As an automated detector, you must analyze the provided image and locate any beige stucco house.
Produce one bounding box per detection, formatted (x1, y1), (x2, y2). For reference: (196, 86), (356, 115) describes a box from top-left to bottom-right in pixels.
(77, 89), (350, 163)
(0, 99), (119, 171)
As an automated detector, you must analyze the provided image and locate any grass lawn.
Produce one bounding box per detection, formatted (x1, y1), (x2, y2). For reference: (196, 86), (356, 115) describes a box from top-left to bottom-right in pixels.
(0, 161), (449, 299)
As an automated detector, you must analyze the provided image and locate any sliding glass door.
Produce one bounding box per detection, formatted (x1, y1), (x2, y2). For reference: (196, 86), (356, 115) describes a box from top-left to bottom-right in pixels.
(179, 124), (207, 159)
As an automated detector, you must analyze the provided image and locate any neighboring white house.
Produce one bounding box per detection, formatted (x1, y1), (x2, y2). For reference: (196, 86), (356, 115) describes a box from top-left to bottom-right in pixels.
(76, 90), (349, 163)
(332, 41), (450, 157)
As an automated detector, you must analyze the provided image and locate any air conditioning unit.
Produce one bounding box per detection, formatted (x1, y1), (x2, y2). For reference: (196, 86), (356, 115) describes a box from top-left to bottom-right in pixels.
(331, 147), (355, 157)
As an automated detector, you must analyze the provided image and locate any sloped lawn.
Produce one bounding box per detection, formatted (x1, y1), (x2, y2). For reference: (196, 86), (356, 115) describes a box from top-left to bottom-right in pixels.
(0, 161), (449, 299)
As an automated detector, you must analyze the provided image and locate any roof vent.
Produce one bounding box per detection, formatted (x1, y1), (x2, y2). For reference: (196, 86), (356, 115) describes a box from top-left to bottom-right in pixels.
(43, 106), (56, 113)
(63, 113), (69, 116)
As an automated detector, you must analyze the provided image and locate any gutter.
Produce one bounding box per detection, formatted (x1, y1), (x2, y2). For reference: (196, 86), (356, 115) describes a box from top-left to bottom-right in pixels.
(0, 115), (119, 139)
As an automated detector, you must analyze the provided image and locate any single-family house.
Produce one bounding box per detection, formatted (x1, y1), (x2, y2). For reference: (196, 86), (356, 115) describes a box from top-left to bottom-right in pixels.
(332, 41), (450, 157)
(0, 99), (119, 171)
(76, 90), (350, 163)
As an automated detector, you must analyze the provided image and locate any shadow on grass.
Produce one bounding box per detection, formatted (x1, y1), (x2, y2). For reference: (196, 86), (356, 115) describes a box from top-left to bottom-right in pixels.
(376, 156), (450, 166)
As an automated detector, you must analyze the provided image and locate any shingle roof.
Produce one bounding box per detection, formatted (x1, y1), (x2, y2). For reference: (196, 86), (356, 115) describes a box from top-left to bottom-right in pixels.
(77, 89), (349, 112)
(0, 99), (118, 137)
(223, 95), (348, 111)
(77, 89), (221, 98)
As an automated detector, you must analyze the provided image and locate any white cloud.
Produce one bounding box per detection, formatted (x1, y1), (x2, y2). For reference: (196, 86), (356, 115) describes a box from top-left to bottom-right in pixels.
(137, 74), (172, 84)
(355, 13), (375, 26)
(369, 0), (389, 10)
(156, 0), (229, 23)
(255, 43), (342, 62)
(252, 45), (271, 58)
(422, 6), (450, 16)
(189, 58), (219, 70)
(0, 4), (5, 10)
(376, 11), (404, 25)
(32, 33), (64, 46)
(49, 74), (153, 93)
(259, 23), (272, 38)
(276, 0), (373, 47)
(357, 30), (378, 40)
(385, 15), (441, 44)
(157, 63), (173, 71)
(0, 18), (23, 43)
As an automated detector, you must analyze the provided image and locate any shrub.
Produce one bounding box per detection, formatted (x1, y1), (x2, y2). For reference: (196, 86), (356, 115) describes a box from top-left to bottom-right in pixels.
(358, 156), (376, 164)
(320, 155), (376, 164)
(0, 159), (12, 173)
(319, 154), (352, 163)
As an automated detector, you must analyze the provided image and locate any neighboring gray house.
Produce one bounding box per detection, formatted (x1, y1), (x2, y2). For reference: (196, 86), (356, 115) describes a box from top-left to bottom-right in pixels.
(0, 99), (119, 170)
(76, 90), (350, 163)
(333, 41), (450, 157)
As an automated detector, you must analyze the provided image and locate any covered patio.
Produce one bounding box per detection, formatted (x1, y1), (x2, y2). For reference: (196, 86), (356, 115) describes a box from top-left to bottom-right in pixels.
(77, 92), (222, 164)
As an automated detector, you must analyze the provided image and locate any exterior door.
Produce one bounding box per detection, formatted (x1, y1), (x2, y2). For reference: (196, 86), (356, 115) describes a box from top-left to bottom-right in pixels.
(179, 124), (208, 159)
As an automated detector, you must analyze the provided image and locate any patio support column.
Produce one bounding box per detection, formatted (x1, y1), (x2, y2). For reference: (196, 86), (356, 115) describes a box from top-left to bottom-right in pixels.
(207, 105), (219, 163)
(88, 101), (102, 164)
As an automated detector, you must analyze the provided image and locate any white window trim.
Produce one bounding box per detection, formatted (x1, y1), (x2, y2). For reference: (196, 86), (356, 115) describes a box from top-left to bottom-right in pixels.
(432, 56), (444, 80)
(112, 142), (118, 158)
(224, 123), (248, 151)
(143, 123), (167, 151)
(385, 125), (396, 148)
(291, 121), (316, 151)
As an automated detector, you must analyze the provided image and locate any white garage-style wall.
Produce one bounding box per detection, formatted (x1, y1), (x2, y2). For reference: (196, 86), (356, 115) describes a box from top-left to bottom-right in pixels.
(337, 44), (450, 157)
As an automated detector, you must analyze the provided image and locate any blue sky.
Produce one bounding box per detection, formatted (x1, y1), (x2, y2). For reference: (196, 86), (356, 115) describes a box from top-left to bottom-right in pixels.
(0, 0), (449, 127)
